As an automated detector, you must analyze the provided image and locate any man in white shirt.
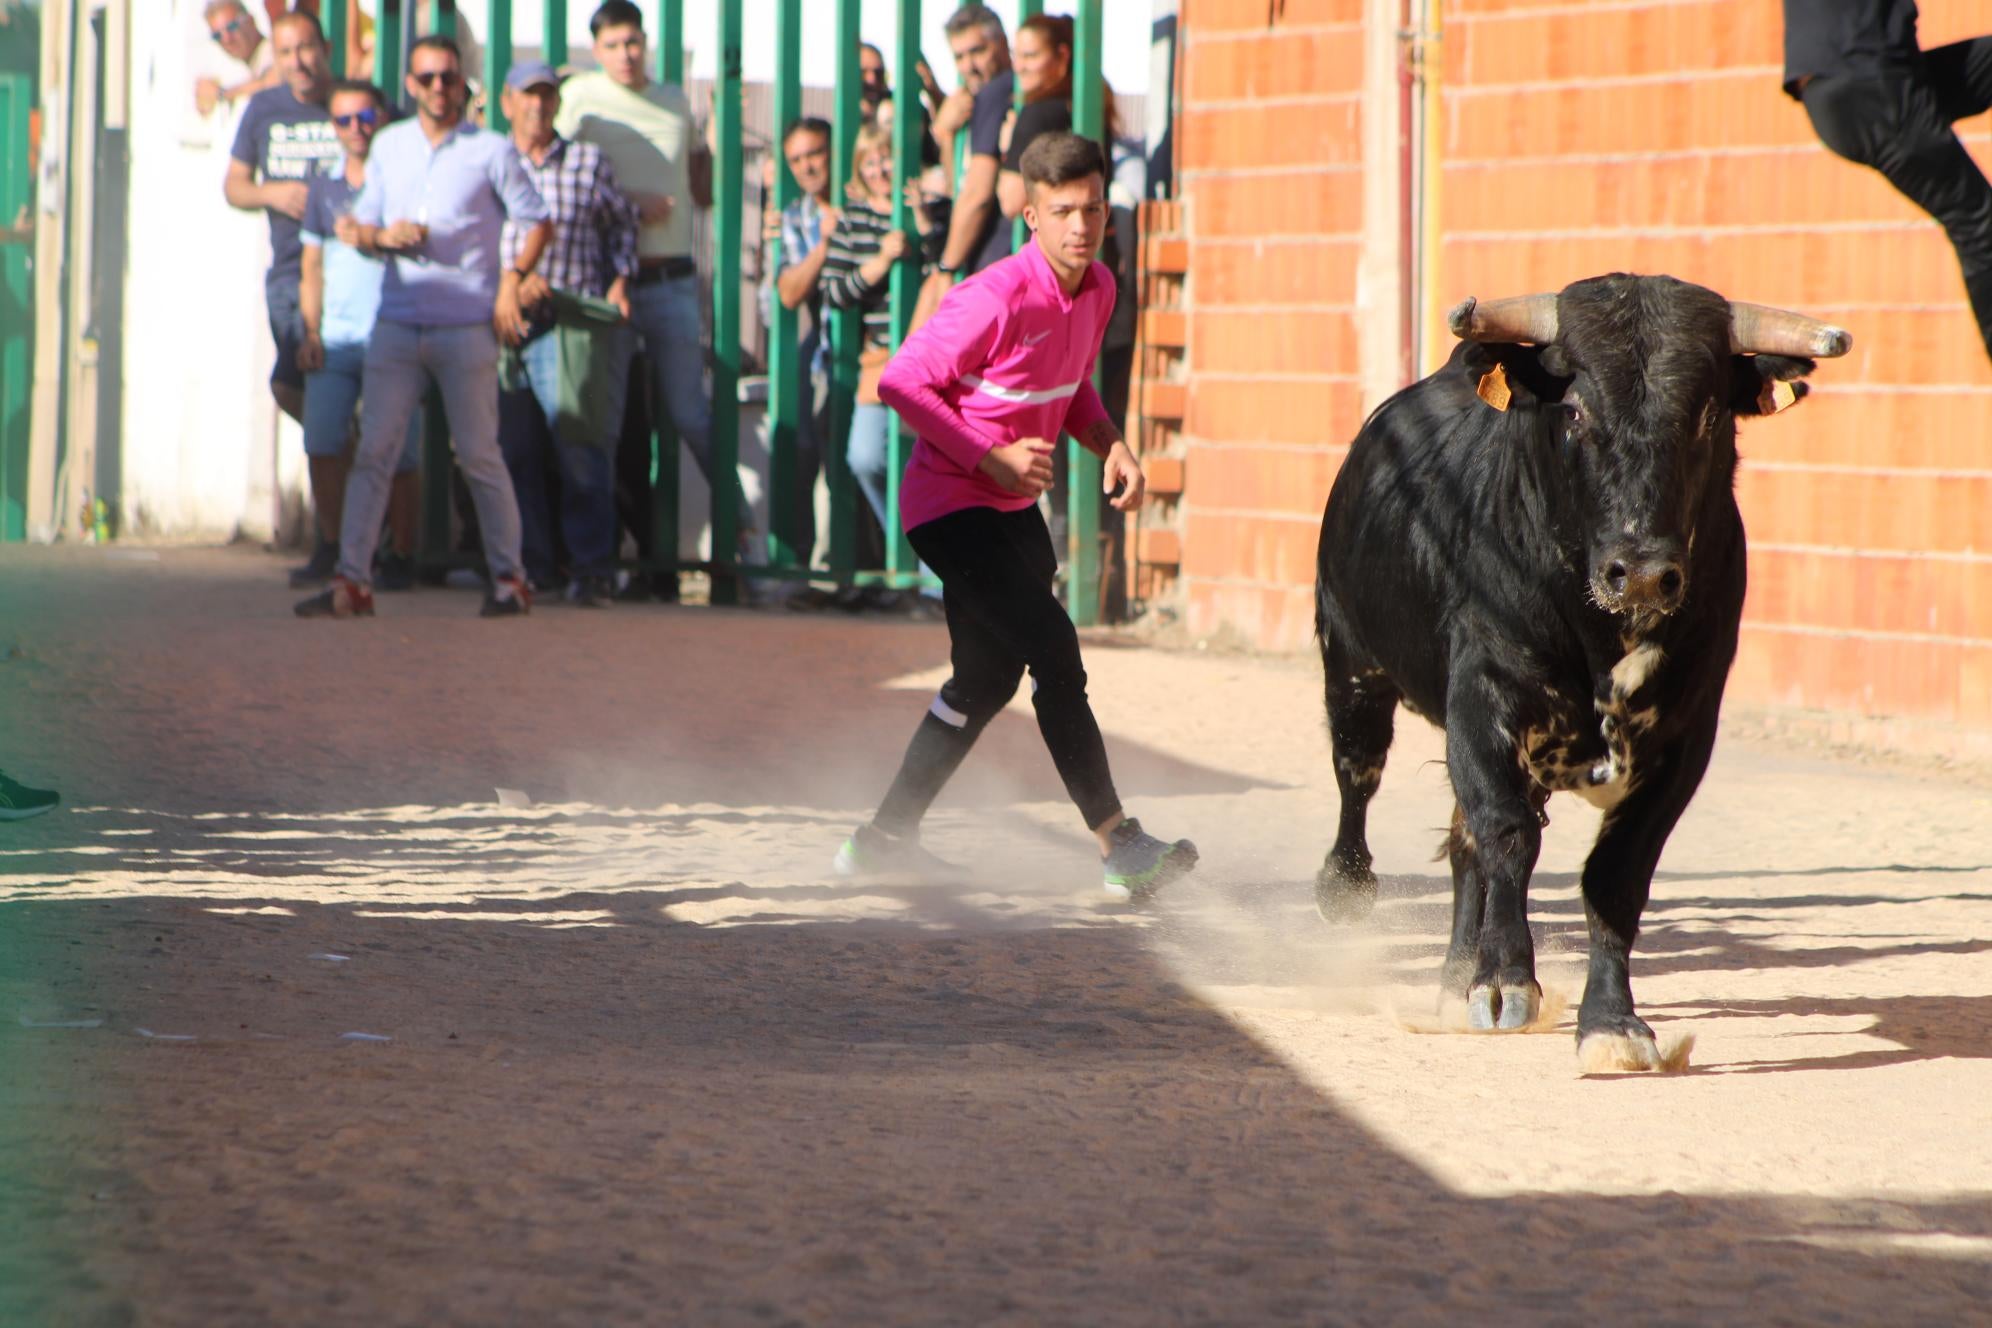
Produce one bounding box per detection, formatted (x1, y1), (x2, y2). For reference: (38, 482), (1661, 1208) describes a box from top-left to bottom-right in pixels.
(194, 0), (278, 117)
(554, 0), (719, 599)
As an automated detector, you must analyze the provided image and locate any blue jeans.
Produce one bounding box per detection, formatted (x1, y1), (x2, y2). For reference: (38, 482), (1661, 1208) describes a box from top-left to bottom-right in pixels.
(627, 273), (714, 479)
(499, 326), (624, 580)
(303, 340), (420, 470)
(848, 400), (935, 588)
(339, 320), (521, 587)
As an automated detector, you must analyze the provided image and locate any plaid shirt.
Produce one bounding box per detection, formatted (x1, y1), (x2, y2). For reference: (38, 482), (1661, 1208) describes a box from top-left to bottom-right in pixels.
(776, 193), (830, 377)
(500, 135), (639, 299)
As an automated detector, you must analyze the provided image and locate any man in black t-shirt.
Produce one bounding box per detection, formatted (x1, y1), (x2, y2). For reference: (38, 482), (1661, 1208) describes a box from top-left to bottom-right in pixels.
(224, 11), (342, 423)
(929, 5), (1013, 281)
(1786, 0), (1992, 361)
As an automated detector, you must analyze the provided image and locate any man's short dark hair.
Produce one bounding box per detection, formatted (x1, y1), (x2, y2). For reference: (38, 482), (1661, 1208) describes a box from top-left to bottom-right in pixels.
(408, 34), (461, 66)
(272, 10), (325, 45)
(782, 116), (832, 148)
(590, 1), (645, 37)
(329, 79), (386, 110)
(1020, 132), (1104, 192)
(944, 4), (1005, 41)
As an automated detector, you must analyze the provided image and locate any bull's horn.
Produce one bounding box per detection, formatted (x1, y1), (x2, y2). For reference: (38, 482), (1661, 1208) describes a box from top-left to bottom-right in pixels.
(1447, 293), (1560, 345)
(1729, 302), (1852, 358)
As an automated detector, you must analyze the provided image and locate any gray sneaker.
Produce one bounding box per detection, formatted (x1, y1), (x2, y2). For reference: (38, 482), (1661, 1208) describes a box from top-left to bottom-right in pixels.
(1102, 817), (1198, 900)
(832, 823), (960, 878)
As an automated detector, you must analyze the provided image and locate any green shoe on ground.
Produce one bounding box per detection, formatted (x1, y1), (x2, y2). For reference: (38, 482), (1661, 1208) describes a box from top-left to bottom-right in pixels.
(0, 771), (59, 822)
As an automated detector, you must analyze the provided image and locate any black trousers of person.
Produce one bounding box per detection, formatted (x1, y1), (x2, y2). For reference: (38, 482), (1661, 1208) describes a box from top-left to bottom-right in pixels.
(1802, 37), (1992, 360)
(872, 504), (1123, 836)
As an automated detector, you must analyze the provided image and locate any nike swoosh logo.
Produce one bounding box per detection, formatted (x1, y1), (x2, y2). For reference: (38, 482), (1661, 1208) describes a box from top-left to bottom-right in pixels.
(1022, 330), (1052, 346)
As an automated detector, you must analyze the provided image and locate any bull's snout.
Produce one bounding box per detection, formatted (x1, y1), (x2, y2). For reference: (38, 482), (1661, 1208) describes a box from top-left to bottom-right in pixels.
(1596, 548), (1686, 615)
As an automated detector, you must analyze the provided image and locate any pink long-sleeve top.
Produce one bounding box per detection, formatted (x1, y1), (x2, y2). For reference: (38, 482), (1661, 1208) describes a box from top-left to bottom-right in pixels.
(878, 240), (1117, 531)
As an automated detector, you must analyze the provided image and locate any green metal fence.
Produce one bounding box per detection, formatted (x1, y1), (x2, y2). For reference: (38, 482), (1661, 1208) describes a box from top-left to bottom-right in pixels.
(369, 0), (1108, 618)
(0, 73), (31, 543)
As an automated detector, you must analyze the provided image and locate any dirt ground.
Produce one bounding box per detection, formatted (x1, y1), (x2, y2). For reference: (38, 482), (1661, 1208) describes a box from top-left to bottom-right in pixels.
(2, 543), (1989, 1327)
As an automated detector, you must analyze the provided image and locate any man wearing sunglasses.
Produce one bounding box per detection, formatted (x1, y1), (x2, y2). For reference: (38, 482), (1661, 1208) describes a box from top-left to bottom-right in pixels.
(296, 35), (552, 620)
(195, 0), (278, 118)
(292, 80), (424, 592)
(225, 12), (343, 433)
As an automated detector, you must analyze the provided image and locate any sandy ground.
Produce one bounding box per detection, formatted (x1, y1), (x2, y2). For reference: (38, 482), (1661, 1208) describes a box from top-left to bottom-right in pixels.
(1, 543), (1989, 1326)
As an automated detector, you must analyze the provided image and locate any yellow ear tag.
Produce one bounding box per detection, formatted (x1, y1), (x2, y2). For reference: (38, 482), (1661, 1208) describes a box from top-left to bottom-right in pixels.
(1476, 363), (1512, 412)
(1757, 379), (1799, 414)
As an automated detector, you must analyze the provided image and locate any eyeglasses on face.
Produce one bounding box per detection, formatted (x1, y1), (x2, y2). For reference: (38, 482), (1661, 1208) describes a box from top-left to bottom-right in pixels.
(333, 109), (380, 129)
(412, 70), (461, 89)
(209, 16), (250, 41)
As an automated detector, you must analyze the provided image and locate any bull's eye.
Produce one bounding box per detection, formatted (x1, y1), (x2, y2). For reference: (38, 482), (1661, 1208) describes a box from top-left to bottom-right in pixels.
(1563, 402), (1584, 432)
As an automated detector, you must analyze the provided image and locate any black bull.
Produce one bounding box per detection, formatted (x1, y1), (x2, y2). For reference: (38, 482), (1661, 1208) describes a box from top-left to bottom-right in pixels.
(1312, 273), (1850, 1072)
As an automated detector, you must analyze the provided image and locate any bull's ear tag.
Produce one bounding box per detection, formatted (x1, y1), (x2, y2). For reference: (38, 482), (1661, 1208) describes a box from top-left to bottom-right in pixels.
(1476, 363), (1512, 412)
(1757, 378), (1799, 414)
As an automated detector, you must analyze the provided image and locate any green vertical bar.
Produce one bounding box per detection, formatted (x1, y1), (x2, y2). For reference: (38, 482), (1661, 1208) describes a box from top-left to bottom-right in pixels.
(327, 0), (348, 78)
(709, 0), (743, 603)
(648, 0), (683, 592)
(765, 0), (801, 570)
(0, 77), (29, 542)
(885, 0), (921, 580)
(429, 0), (454, 38)
(485, 0), (513, 132)
(658, 0), (682, 84)
(420, 391), (451, 566)
(1067, 0), (1104, 625)
(379, 0), (403, 103)
(544, 0), (567, 67)
(1012, 0), (1040, 252)
(826, 0), (861, 582)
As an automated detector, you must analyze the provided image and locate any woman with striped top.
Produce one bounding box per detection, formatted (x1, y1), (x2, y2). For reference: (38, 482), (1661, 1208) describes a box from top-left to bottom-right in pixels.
(820, 122), (944, 549)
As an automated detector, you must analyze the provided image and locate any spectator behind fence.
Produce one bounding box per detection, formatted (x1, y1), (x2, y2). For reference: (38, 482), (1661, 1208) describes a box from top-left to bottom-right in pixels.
(495, 61), (642, 609)
(555, 0), (722, 602)
(223, 11), (343, 434)
(1786, 0), (1992, 364)
(769, 117), (840, 601)
(294, 35), (552, 621)
(819, 121), (946, 615)
(996, 14), (1121, 224)
(196, 0), (279, 118)
(929, 5), (1013, 283)
(858, 40), (942, 168)
(293, 79), (423, 592)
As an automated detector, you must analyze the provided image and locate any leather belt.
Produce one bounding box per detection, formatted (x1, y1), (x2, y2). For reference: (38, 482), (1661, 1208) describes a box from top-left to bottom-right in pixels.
(633, 256), (697, 284)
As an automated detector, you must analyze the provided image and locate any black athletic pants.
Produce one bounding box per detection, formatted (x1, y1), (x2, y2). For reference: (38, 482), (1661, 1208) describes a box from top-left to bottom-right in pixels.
(872, 504), (1123, 836)
(1803, 38), (1992, 361)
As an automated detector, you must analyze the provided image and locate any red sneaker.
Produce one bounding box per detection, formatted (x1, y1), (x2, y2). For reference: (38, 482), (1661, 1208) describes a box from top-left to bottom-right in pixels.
(293, 576), (375, 619)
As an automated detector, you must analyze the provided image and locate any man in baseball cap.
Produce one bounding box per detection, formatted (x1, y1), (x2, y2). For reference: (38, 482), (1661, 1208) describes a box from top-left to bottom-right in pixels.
(493, 52), (645, 606)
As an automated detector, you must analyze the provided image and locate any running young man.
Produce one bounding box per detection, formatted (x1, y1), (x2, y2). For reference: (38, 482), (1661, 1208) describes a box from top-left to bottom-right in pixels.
(835, 131), (1197, 900)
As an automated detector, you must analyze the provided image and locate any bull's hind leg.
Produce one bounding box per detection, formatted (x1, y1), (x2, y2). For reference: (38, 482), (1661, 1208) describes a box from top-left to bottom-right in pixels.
(1316, 643), (1398, 923)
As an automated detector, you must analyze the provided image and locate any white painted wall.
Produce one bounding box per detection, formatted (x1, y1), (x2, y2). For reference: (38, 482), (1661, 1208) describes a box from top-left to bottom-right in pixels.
(119, 0), (293, 540)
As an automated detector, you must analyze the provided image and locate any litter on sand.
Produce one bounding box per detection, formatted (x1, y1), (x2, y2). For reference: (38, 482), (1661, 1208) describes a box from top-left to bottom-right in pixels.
(135, 1028), (197, 1041)
(19, 1016), (104, 1029)
(309, 953), (351, 962)
(495, 788), (533, 808)
(339, 1032), (392, 1042)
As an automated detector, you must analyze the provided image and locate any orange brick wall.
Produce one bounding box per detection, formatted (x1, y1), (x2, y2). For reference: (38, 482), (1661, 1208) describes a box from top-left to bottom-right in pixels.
(1174, 0), (1992, 733)
(1176, 0), (1367, 648)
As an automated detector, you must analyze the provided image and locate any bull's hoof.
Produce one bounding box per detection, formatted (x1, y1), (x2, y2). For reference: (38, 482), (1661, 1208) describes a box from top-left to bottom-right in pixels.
(1466, 980), (1541, 1031)
(1576, 1018), (1694, 1074)
(1313, 865), (1376, 924)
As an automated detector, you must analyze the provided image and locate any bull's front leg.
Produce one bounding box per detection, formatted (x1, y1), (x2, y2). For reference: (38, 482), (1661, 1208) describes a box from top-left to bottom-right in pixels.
(1574, 708), (1719, 1071)
(1443, 675), (1545, 1031)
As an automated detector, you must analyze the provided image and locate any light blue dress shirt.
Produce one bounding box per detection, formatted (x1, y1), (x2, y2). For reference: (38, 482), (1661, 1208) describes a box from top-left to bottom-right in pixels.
(353, 118), (550, 327)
